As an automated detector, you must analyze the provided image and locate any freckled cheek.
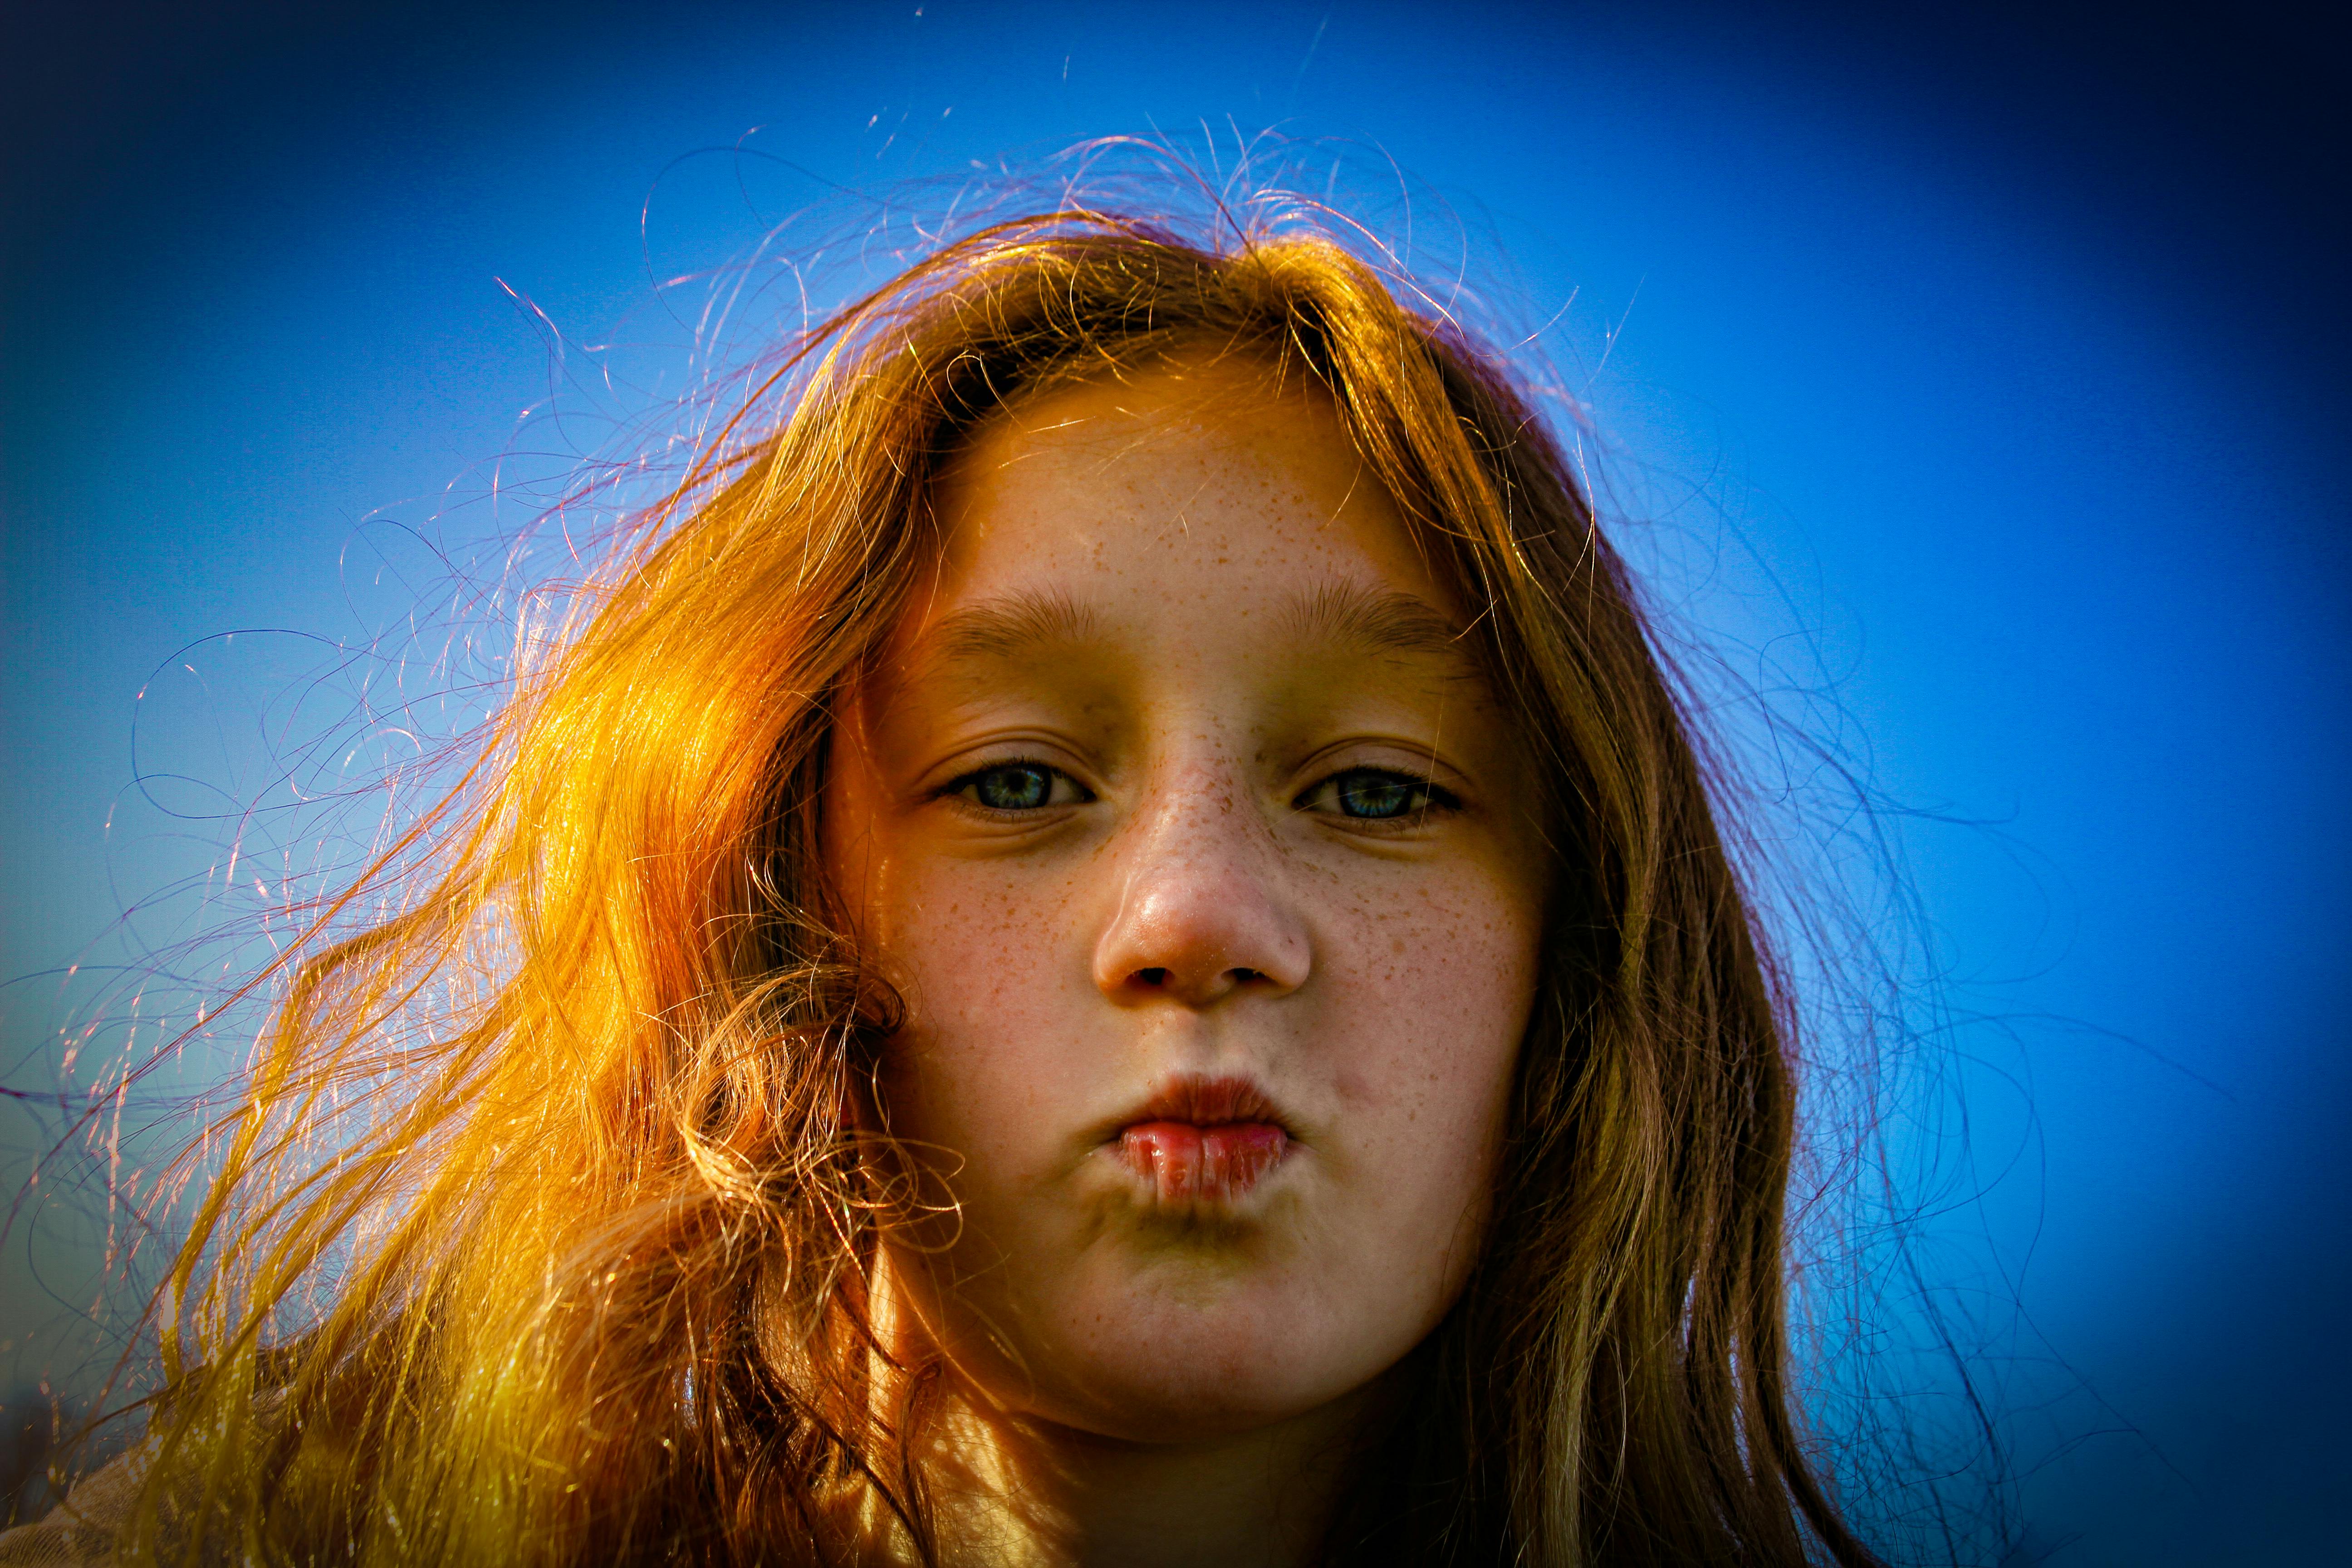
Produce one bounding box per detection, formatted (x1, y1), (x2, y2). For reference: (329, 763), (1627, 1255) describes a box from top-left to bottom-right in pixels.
(889, 859), (1086, 1017)
(875, 858), (1091, 1152)
(1319, 872), (1539, 1163)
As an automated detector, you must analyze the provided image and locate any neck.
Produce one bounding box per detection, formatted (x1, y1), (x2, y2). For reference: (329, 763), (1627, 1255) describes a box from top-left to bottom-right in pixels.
(916, 1377), (1392, 1568)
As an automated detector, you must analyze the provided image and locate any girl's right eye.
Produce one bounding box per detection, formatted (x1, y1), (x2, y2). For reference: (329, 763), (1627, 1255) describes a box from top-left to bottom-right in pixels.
(946, 763), (1089, 812)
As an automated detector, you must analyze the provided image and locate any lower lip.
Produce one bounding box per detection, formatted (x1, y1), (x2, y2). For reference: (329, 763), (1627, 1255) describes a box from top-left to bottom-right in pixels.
(1117, 1122), (1289, 1203)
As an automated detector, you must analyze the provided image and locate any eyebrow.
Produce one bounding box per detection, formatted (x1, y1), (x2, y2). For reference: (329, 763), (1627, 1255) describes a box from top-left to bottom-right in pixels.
(1280, 582), (1475, 666)
(922, 588), (1105, 664)
(911, 580), (1472, 670)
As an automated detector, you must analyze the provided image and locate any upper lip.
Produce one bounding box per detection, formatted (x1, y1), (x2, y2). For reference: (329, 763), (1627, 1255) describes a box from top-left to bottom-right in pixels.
(1109, 1073), (1295, 1137)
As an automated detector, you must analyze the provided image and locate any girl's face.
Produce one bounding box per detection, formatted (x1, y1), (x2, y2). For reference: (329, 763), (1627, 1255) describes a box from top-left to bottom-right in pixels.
(825, 358), (1548, 1445)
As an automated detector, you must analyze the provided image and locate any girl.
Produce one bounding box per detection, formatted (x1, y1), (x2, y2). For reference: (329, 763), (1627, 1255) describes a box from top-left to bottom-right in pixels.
(7, 207), (1882, 1565)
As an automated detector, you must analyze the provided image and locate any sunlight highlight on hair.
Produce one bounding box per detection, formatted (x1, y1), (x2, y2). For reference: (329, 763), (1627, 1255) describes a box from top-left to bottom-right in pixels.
(65, 179), (1887, 1566)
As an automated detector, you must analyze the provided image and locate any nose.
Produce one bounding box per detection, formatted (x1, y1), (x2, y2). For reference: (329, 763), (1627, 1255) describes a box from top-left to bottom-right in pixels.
(1092, 767), (1312, 1008)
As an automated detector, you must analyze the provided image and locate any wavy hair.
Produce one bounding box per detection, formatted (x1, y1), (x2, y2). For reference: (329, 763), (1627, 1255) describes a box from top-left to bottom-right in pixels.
(105, 206), (1882, 1566)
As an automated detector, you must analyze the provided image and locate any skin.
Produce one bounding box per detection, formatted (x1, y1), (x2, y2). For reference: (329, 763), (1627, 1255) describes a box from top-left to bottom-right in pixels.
(823, 354), (1549, 1566)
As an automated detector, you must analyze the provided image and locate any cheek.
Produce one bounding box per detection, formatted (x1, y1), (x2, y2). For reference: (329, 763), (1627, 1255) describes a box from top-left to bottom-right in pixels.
(869, 858), (1090, 1152)
(1318, 870), (1540, 1233)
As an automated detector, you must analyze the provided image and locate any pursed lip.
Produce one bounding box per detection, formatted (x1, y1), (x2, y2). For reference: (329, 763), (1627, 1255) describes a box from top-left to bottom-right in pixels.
(1104, 1073), (1296, 1205)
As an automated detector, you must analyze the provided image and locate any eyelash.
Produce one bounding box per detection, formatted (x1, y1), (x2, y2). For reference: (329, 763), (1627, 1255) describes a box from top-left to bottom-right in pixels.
(941, 761), (1459, 823)
(942, 761), (1094, 813)
(1293, 767), (1460, 823)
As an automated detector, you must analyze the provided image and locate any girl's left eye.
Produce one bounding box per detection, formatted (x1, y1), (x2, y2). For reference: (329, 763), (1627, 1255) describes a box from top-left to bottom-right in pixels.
(1297, 767), (1457, 822)
(947, 762), (1089, 812)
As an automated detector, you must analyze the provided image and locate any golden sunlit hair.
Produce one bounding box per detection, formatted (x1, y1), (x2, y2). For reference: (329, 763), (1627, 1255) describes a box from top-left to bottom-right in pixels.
(111, 206), (1883, 1565)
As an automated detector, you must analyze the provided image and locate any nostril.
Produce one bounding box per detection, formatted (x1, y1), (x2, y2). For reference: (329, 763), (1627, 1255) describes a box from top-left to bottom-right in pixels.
(1117, 965), (1279, 997)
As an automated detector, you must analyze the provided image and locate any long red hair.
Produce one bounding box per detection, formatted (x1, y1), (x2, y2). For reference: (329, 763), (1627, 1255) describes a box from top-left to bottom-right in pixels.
(108, 205), (1880, 1565)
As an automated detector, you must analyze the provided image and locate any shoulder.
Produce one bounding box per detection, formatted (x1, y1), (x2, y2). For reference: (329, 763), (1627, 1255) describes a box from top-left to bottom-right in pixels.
(0, 1448), (151, 1568)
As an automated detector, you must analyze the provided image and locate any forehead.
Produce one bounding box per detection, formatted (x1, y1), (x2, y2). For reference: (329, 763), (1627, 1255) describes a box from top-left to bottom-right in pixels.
(913, 359), (1453, 640)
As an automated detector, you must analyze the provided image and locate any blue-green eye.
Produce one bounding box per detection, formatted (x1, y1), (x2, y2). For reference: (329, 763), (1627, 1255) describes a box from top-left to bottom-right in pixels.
(951, 763), (1080, 811)
(1306, 768), (1454, 821)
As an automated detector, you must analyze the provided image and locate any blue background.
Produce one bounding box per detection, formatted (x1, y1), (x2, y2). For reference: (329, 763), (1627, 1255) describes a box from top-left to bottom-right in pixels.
(2, 3), (2344, 1562)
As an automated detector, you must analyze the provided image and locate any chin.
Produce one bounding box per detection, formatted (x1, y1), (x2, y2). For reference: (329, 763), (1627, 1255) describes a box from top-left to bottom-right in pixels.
(1034, 1281), (1389, 1443)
